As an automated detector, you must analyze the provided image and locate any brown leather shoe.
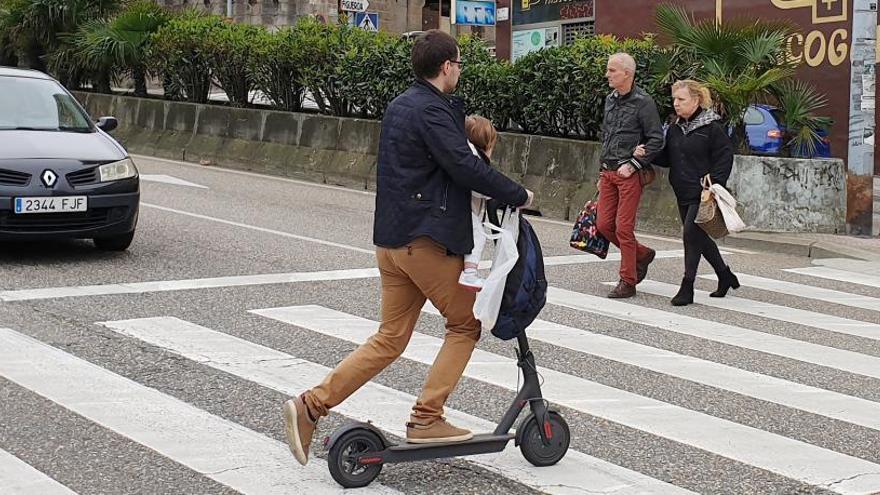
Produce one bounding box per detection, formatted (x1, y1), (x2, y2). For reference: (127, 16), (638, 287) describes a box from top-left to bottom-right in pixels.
(282, 395), (317, 465)
(406, 418), (473, 444)
(607, 279), (636, 298)
(636, 248), (656, 284)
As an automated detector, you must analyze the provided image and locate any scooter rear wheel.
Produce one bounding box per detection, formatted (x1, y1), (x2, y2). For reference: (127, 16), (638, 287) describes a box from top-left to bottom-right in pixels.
(328, 429), (385, 488)
(520, 411), (570, 467)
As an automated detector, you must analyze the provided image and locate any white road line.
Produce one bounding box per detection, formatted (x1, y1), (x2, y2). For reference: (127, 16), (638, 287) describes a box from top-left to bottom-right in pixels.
(418, 304), (880, 431)
(0, 329), (398, 495)
(140, 174), (208, 189)
(142, 203), (377, 255)
(699, 273), (880, 312)
(0, 253), (697, 303)
(785, 266), (880, 289)
(0, 448), (77, 495)
(634, 280), (880, 342)
(547, 286), (880, 381)
(99, 316), (695, 495)
(135, 153), (759, 253)
(254, 305), (880, 495)
(0, 268), (380, 302)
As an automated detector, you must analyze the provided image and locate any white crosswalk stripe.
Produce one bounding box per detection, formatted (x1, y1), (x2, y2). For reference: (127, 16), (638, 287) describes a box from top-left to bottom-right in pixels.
(0, 328), (400, 495)
(0, 448), (77, 495)
(698, 273), (880, 312)
(546, 286), (880, 380)
(97, 316), (694, 495)
(253, 305), (880, 494)
(785, 266), (880, 289)
(634, 280), (880, 342)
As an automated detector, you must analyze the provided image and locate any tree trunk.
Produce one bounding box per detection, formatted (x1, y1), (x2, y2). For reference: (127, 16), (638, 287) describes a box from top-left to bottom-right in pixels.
(97, 71), (112, 94)
(133, 67), (147, 97)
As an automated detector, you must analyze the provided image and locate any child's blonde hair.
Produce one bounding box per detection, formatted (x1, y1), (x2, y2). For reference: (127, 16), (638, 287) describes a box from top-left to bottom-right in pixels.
(465, 115), (498, 154)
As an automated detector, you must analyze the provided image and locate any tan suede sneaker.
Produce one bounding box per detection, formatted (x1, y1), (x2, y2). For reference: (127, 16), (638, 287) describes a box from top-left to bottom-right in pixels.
(406, 418), (473, 444)
(282, 395), (317, 465)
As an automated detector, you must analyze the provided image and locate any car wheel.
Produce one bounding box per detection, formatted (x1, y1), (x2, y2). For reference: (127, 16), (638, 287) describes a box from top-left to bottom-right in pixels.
(93, 231), (135, 251)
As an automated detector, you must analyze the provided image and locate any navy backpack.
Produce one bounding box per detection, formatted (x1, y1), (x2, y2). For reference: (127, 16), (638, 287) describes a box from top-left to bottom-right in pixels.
(486, 201), (548, 340)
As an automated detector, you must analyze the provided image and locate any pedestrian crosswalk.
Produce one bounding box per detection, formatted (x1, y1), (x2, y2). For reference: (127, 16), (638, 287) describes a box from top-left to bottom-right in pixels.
(634, 280), (880, 341)
(2, 263), (880, 494)
(0, 329), (400, 495)
(698, 273), (880, 312)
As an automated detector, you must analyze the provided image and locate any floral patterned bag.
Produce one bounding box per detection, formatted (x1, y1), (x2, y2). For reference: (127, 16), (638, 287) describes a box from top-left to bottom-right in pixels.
(569, 196), (609, 259)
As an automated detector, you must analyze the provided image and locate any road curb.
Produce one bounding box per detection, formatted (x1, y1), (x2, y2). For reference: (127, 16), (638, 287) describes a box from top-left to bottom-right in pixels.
(720, 232), (880, 262)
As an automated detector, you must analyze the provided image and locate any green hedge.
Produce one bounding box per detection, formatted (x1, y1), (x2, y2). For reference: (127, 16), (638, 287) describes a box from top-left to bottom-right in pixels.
(1, 9), (670, 139)
(144, 15), (672, 139)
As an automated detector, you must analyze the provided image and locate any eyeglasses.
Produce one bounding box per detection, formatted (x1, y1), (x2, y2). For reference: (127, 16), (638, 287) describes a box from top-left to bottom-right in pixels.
(448, 59), (464, 67)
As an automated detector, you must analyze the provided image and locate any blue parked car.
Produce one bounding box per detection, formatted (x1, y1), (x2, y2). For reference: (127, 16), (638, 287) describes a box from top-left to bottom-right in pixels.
(743, 104), (831, 158)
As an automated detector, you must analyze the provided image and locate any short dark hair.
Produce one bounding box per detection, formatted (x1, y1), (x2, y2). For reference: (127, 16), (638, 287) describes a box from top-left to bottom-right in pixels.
(411, 30), (459, 80)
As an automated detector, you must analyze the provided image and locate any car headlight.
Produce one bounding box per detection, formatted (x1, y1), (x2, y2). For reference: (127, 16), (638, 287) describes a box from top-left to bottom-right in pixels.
(99, 158), (138, 182)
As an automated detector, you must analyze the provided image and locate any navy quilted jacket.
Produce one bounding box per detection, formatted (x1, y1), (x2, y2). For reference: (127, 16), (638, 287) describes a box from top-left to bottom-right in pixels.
(373, 80), (527, 255)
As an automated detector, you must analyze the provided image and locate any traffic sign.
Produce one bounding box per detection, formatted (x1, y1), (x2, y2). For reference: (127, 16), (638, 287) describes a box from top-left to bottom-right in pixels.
(354, 12), (379, 32)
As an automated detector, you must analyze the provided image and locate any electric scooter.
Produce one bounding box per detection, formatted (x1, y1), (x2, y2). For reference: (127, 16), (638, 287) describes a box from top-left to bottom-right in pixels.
(323, 331), (570, 488)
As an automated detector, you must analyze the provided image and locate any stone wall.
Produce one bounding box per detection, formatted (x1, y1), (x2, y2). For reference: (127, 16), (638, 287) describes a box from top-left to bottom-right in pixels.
(153, 0), (425, 33)
(74, 91), (847, 234)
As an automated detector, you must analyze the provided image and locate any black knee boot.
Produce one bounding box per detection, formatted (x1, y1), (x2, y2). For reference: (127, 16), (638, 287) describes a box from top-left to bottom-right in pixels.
(671, 278), (694, 306)
(710, 266), (740, 298)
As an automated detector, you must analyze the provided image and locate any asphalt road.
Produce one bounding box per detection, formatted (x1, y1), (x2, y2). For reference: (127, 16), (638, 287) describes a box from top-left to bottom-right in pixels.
(2, 154), (880, 495)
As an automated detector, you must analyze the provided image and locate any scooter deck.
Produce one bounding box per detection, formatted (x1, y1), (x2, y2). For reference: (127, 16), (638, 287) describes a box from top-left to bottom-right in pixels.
(373, 433), (515, 464)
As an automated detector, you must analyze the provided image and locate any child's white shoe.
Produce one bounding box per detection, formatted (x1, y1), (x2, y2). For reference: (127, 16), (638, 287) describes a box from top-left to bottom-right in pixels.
(458, 270), (484, 292)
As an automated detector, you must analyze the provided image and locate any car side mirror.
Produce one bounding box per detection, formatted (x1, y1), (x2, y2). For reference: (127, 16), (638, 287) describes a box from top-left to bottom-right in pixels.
(97, 116), (118, 133)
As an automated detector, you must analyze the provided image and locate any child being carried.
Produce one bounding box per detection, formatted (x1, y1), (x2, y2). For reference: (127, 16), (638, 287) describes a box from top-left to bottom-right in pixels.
(459, 115), (498, 292)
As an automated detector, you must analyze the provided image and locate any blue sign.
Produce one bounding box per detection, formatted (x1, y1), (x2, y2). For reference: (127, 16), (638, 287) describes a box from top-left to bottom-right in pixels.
(353, 12), (379, 32)
(453, 0), (496, 26)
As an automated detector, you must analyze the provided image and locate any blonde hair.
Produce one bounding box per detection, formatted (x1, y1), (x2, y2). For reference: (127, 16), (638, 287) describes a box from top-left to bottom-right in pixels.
(465, 115), (498, 154)
(672, 79), (713, 109)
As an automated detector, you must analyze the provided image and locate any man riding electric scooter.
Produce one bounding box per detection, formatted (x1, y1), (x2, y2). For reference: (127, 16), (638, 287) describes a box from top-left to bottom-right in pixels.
(282, 29), (535, 466)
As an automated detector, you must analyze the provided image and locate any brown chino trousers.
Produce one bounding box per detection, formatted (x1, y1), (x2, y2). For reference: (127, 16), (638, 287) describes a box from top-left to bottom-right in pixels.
(302, 236), (481, 425)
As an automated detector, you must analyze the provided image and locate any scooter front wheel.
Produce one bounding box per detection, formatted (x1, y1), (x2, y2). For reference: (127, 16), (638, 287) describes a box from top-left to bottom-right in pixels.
(328, 428), (385, 488)
(519, 411), (570, 467)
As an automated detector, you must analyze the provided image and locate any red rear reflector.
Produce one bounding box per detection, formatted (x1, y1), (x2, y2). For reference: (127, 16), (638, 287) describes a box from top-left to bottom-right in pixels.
(358, 456), (383, 465)
(767, 129), (782, 139)
(543, 421), (553, 439)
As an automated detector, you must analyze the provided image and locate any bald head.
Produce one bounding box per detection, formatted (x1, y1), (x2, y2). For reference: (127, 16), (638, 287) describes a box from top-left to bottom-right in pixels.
(606, 52), (636, 94)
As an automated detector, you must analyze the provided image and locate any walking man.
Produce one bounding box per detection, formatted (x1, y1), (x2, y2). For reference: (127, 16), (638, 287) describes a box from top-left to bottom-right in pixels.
(597, 52), (664, 298)
(282, 30), (533, 466)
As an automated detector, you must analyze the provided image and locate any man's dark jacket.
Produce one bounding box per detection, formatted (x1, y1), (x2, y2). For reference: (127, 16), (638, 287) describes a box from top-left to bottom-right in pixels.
(601, 85), (664, 168)
(373, 80), (527, 255)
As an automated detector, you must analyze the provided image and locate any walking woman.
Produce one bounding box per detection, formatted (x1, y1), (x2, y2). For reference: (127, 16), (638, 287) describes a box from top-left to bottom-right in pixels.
(636, 79), (739, 306)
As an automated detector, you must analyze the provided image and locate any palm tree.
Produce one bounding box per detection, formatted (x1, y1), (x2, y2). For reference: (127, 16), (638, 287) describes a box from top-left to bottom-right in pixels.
(60, 1), (171, 96)
(0, 0), (123, 85)
(770, 79), (833, 158)
(654, 4), (801, 152)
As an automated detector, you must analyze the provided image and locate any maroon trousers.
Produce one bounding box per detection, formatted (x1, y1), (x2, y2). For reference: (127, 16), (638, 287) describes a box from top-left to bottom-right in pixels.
(596, 170), (653, 285)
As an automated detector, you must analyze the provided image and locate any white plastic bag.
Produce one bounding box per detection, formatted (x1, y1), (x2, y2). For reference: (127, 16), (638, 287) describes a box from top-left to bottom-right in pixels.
(709, 183), (747, 233)
(473, 207), (519, 330)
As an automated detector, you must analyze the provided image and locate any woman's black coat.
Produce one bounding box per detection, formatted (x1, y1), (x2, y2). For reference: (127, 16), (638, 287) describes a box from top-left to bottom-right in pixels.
(654, 108), (734, 205)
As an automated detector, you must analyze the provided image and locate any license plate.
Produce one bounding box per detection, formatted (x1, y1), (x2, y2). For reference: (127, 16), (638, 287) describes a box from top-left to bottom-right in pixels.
(14, 196), (88, 214)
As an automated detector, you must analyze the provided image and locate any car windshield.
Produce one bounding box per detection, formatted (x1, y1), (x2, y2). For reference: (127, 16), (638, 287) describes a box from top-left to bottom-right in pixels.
(0, 76), (93, 132)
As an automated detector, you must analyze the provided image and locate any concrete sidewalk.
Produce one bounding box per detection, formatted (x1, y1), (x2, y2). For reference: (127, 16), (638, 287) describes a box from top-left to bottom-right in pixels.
(719, 231), (880, 262)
